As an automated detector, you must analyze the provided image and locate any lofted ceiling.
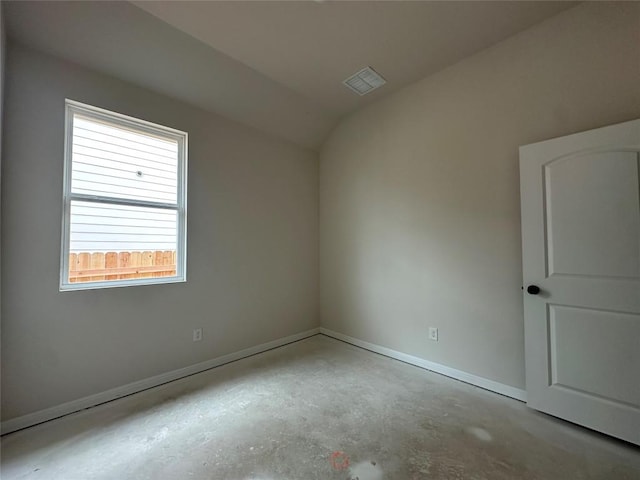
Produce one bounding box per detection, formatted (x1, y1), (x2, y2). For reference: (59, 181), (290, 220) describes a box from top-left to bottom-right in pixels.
(135, 0), (577, 116)
(4, 1), (577, 149)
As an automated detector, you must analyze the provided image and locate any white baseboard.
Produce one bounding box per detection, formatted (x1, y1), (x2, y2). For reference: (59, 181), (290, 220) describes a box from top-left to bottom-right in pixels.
(2, 326), (526, 435)
(319, 328), (527, 402)
(1, 328), (321, 435)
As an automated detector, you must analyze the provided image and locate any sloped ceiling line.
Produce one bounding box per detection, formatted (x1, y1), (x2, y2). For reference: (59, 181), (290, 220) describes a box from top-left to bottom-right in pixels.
(5, 0), (577, 150)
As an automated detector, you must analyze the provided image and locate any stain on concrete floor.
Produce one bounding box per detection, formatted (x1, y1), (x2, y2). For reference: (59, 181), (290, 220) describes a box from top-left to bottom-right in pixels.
(1, 335), (639, 479)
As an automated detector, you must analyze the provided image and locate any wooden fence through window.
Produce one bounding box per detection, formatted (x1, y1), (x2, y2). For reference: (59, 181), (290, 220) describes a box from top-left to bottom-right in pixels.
(69, 251), (177, 282)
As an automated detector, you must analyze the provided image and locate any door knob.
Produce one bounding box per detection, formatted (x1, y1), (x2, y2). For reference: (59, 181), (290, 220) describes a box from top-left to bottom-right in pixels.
(526, 285), (541, 295)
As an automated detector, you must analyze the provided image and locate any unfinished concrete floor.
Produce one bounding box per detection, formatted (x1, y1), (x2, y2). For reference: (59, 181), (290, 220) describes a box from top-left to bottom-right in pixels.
(1, 335), (639, 479)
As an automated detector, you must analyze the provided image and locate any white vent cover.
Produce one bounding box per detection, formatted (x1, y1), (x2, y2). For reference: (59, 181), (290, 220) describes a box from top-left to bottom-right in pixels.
(343, 66), (386, 96)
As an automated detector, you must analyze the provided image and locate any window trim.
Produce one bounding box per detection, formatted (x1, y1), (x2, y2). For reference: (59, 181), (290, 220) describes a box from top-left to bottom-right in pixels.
(60, 100), (188, 291)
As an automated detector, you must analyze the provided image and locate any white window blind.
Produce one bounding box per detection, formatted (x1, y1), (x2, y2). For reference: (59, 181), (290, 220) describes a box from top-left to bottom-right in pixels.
(60, 100), (187, 290)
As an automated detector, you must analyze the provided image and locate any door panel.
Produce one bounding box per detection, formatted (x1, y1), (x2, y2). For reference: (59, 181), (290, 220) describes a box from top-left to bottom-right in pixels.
(549, 304), (640, 406)
(545, 152), (640, 278)
(520, 119), (640, 445)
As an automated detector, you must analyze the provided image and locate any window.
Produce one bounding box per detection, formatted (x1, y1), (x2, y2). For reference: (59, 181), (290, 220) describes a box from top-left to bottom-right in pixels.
(60, 100), (187, 290)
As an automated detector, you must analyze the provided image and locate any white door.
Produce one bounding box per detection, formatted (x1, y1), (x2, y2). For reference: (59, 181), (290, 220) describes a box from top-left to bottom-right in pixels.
(520, 119), (640, 445)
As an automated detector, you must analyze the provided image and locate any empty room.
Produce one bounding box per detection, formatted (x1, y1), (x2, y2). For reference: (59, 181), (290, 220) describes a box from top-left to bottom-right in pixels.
(0, 1), (639, 479)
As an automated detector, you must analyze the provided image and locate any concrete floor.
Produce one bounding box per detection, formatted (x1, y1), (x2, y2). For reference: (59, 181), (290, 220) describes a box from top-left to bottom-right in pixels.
(1, 335), (639, 479)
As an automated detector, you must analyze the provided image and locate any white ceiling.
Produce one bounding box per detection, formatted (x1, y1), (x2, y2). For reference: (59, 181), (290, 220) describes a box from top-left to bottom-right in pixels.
(135, 1), (577, 116)
(5, 1), (577, 149)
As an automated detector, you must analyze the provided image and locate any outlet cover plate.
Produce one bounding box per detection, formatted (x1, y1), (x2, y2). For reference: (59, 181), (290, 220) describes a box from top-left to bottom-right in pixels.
(193, 328), (203, 342)
(428, 327), (438, 342)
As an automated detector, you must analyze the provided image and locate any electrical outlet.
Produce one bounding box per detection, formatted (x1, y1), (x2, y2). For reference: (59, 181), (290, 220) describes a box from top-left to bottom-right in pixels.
(428, 327), (438, 342)
(193, 328), (203, 342)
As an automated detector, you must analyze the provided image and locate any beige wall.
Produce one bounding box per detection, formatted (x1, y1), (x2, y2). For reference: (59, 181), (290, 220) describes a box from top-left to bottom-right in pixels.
(1, 44), (319, 421)
(0, 3), (5, 373)
(1, 2), (5, 344)
(319, 2), (640, 390)
(2, 0), (639, 423)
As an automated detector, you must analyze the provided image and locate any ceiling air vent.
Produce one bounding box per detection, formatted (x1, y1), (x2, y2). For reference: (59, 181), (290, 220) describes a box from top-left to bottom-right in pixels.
(343, 66), (386, 96)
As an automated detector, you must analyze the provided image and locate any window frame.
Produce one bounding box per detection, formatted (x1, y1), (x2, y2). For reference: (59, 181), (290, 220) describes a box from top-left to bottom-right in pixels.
(60, 100), (188, 291)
